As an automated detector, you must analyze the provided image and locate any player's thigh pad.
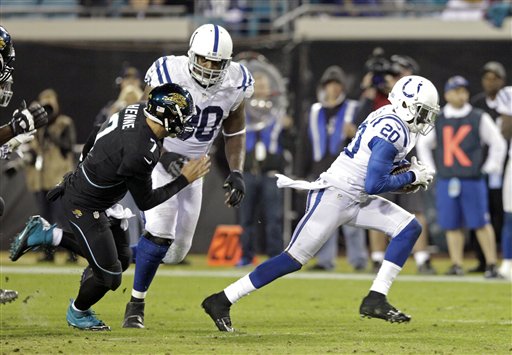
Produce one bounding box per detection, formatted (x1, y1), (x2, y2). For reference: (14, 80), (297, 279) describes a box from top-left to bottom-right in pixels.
(350, 195), (414, 237)
(286, 188), (357, 265)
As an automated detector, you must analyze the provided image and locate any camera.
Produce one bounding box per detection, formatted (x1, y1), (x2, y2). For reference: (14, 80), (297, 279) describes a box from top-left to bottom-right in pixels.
(42, 103), (54, 117)
(364, 48), (397, 89)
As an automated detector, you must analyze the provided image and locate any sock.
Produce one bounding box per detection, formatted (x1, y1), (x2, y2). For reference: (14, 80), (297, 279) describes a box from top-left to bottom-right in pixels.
(385, 218), (421, 267)
(248, 252), (302, 289)
(72, 301), (85, 313)
(131, 236), (170, 300)
(224, 275), (256, 304)
(370, 260), (402, 296)
(414, 250), (429, 266)
(371, 251), (385, 262)
(53, 227), (63, 246)
(74, 276), (110, 311)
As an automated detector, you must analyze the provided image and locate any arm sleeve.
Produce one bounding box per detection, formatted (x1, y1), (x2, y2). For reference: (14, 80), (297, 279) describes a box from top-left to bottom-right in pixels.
(365, 137), (415, 195)
(415, 130), (437, 170)
(126, 174), (189, 211)
(480, 112), (507, 175)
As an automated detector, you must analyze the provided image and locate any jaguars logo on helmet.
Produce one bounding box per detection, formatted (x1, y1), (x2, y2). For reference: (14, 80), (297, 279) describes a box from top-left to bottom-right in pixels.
(144, 83), (194, 138)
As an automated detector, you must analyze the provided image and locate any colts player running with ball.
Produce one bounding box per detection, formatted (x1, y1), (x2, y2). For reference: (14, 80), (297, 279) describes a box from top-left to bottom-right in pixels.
(202, 75), (440, 331)
(122, 24), (254, 328)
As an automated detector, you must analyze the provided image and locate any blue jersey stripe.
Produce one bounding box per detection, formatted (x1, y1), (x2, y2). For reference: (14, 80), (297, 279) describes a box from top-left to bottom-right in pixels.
(162, 57), (172, 83)
(288, 189), (325, 249)
(371, 115), (409, 147)
(213, 25), (219, 53)
(237, 64), (247, 90)
(155, 58), (164, 84)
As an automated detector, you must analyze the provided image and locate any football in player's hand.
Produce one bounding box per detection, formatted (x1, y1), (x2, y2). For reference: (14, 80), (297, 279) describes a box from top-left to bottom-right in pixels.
(390, 164), (419, 194)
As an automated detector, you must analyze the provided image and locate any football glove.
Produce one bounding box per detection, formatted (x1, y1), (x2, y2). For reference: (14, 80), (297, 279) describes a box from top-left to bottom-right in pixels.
(9, 101), (48, 135)
(409, 156), (435, 189)
(223, 170), (245, 208)
(159, 152), (188, 178)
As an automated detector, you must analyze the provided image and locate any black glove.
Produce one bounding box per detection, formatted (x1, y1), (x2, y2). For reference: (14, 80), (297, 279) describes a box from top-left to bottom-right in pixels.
(223, 170), (245, 208)
(159, 152), (188, 178)
(9, 101), (48, 135)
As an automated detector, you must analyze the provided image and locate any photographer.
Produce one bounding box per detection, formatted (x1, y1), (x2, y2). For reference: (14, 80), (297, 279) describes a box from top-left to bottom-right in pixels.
(24, 88), (76, 262)
(354, 48), (397, 127)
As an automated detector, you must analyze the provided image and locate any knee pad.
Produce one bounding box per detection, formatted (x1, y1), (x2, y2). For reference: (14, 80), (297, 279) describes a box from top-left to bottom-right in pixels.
(95, 260), (123, 291)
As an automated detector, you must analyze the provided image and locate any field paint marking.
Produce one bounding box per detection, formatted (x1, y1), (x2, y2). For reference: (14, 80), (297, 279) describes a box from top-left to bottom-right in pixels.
(1, 266), (509, 284)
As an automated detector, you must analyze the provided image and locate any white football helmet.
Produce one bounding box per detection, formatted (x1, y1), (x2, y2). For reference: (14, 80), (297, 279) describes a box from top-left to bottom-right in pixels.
(188, 24), (233, 88)
(388, 75), (440, 135)
(0, 75), (13, 107)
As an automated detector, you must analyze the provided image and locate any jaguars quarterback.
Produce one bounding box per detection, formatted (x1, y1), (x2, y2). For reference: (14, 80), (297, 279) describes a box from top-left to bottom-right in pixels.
(11, 84), (210, 330)
(201, 75), (440, 331)
(122, 24), (254, 328)
(0, 25), (48, 304)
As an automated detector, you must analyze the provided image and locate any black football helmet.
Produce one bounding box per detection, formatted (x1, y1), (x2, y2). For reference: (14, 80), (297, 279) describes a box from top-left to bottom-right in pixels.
(144, 83), (194, 138)
(0, 26), (15, 84)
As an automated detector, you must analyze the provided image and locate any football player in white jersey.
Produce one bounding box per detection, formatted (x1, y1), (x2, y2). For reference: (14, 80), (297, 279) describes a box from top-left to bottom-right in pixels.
(202, 75), (440, 331)
(122, 24), (254, 328)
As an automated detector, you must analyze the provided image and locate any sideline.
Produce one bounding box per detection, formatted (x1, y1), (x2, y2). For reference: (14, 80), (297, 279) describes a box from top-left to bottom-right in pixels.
(1, 266), (507, 284)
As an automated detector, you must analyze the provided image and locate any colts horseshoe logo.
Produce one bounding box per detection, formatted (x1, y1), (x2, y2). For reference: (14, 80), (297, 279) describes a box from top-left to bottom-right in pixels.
(402, 78), (423, 98)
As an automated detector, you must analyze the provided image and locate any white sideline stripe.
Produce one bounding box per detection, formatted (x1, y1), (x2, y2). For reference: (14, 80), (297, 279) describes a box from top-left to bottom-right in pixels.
(0, 266), (509, 284)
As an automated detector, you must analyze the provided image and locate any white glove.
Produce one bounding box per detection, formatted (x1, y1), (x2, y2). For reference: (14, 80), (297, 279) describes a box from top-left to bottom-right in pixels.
(409, 156), (435, 189)
(6, 130), (36, 151)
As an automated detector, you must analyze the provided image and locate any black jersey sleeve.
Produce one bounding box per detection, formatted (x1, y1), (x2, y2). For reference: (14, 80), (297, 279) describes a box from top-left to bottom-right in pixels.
(126, 174), (189, 211)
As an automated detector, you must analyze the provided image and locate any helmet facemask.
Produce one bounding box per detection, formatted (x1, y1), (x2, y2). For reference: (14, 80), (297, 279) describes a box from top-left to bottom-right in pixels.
(406, 101), (439, 135)
(188, 52), (230, 88)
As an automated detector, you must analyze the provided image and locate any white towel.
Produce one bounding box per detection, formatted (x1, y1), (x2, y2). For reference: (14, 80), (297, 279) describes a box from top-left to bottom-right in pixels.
(105, 204), (136, 231)
(275, 173), (332, 191)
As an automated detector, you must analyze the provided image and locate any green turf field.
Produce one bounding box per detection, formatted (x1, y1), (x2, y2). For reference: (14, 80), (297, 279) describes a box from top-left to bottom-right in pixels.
(1, 253), (511, 354)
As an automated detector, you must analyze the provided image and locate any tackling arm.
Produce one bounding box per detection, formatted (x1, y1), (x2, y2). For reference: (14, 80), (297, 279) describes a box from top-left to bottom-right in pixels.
(222, 100), (246, 172)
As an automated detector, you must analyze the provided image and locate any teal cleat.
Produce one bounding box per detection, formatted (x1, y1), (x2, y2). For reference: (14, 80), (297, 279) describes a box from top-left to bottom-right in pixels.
(66, 300), (110, 331)
(9, 215), (55, 261)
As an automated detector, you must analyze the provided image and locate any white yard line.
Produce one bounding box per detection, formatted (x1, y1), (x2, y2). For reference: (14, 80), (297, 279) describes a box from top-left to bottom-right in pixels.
(1, 266), (508, 284)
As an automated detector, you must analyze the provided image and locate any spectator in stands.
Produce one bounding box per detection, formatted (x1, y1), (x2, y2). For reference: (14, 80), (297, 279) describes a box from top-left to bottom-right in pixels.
(441, 0), (488, 21)
(24, 88), (76, 262)
(469, 61), (507, 273)
(416, 75), (506, 278)
(297, 65), (368, 271)
(356, 52), (437, 274)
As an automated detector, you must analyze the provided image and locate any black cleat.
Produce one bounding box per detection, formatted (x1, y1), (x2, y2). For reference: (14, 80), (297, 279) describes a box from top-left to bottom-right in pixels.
(122, 302), (145, 328)
(201, 292), (234, 332)
(445, 264), (464, 276)
(0, 289), (18, 304)
(359, 291), (411, 323)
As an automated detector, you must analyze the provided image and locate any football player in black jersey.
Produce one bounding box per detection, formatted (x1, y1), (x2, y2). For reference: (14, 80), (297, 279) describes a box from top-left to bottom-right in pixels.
(10, 83), (210, 330)
(0, 25), (48, 305)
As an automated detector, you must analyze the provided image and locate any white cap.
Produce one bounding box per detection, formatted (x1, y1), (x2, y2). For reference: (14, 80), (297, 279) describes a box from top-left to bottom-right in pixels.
(496, 86), (512, 116)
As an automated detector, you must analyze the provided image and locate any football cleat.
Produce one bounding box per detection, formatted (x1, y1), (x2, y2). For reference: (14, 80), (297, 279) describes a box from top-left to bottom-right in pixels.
(201, 292), (234, 332)
(10, 215), (55, 261)
(417, 259), (437, 275)
(122, 302), (145, 328)
(359, 292), (411, 323)
(66, 300), (110, 331)
(0, 289), (18, 304)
